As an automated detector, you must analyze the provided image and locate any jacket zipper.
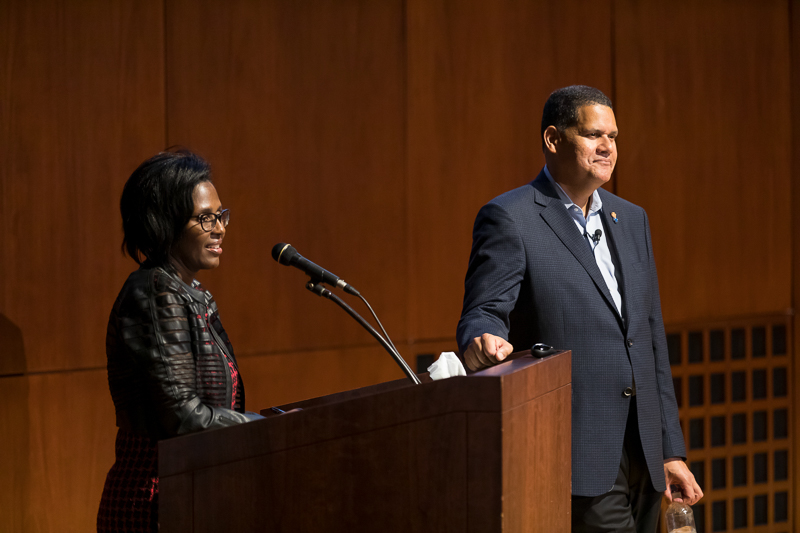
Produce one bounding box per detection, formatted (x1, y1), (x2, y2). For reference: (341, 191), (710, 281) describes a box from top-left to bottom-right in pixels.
(205, 311), (240, 374)
(204, 310), (242, 410)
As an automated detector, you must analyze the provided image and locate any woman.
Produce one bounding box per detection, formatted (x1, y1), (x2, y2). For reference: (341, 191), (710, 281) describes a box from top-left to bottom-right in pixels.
(97, 149), (259, 532)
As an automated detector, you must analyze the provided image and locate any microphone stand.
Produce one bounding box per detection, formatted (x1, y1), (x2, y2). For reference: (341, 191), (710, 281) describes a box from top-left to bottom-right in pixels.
(305, 280), (421, 385)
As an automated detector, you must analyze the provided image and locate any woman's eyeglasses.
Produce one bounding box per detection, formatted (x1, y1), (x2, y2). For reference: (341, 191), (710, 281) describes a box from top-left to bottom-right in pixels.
(193, 209), (230, 232)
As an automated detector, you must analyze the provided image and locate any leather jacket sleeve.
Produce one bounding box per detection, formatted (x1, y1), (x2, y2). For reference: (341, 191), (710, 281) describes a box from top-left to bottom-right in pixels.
(108, 268), (253, 439)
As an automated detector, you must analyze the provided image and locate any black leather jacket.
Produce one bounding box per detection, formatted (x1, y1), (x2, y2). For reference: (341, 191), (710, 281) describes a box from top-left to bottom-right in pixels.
(106, 266), (253, 440)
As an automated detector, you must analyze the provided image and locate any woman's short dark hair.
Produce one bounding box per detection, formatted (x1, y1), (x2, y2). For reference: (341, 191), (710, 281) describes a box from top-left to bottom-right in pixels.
(120, 149), (212, 268)
(541, 86), (613, 150)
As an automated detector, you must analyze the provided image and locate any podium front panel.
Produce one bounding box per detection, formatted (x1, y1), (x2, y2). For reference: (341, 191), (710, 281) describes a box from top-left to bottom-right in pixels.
(160, 350), (571, 532)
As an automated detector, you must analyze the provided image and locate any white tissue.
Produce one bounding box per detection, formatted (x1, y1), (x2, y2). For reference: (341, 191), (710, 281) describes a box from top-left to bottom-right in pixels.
(427, 352), (467, 381)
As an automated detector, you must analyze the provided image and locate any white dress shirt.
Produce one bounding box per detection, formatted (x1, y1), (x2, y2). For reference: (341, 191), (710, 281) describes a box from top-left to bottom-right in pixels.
(543, 166), (622, 314)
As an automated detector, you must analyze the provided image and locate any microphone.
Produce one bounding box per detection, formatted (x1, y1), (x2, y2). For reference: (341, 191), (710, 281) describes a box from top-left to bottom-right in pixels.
(589, 229), (602, 244)
(271, 243), (360, 296)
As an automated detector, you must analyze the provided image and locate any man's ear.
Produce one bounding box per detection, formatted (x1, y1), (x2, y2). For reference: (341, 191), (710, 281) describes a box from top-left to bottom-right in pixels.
(543, 125), (560, 154)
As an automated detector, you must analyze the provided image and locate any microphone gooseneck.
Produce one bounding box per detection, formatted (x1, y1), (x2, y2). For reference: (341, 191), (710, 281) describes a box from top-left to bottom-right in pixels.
(305, 280), (421, 385)
(270, 241), (419, 385)
(272, 242), (396, 353)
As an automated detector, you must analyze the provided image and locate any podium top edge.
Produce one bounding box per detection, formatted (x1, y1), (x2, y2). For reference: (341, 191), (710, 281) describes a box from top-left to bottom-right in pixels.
(470, 349), (571, 378)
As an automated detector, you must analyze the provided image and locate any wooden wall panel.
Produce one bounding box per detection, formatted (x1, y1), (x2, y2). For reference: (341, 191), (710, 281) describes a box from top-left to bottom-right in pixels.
(614, 0), (792, 324)
(165, 0), (407, 357)
(406, 0), (613, 343)
(237, 339), (459, 411)
(0, 376), (30, 532)
(0, 312), (26, 376)
(0, 0), (9, 316)
(0, 0), (166, 372)
(237, 345), (412, 410)
(25, 370), (117, 532)
(791, 0), (800, 522)
(0, 371), (117, 533)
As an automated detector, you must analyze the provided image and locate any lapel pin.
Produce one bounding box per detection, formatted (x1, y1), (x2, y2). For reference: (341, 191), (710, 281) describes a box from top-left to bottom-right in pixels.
(611, 211), (618, 223)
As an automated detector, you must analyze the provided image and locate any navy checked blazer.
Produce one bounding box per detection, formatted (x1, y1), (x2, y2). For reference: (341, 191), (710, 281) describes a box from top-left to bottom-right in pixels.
(457, 170), (686, 497)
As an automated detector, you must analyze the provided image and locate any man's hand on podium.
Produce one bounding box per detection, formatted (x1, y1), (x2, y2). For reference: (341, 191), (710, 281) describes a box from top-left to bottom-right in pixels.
(464, 333), (514, 371)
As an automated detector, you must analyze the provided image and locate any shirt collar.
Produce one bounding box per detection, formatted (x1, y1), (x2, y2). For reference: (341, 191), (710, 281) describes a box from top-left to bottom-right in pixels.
(543, 165), (603, 215)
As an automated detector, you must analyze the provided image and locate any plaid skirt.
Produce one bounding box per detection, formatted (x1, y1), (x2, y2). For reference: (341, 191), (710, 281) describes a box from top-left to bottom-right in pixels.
(96, 429), (159, 532)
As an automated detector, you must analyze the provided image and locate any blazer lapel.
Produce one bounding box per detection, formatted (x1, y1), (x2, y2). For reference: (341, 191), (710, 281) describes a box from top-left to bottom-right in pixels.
(599, 192), (633, 328)
(531, 174), (620, 315)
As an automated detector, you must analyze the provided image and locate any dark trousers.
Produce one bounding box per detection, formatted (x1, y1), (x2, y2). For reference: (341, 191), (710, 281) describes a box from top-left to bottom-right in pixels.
(571, 399), (663, 533)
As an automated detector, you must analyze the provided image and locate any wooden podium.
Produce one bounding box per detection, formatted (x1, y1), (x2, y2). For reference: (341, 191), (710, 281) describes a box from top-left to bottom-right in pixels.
(159, 350), (571, 532)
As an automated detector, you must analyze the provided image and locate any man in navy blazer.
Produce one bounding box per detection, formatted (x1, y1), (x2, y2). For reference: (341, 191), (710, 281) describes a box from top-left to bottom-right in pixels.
(457, 86), (702, 532)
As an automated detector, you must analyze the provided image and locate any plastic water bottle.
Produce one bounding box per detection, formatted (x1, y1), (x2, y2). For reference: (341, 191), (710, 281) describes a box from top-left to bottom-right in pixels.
(665, 489), (697, 533)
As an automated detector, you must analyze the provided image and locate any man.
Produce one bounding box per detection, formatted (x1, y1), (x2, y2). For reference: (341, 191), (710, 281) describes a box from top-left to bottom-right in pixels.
(456, 86), (702, 532)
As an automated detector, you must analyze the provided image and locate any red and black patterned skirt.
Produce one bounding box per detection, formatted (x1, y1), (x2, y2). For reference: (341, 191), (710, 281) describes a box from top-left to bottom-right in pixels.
(96, 429), (159, 532)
